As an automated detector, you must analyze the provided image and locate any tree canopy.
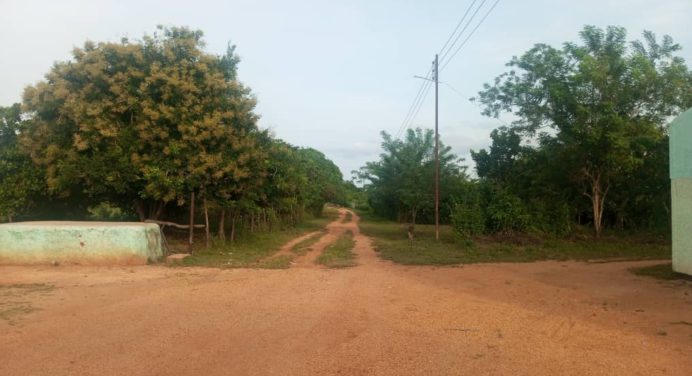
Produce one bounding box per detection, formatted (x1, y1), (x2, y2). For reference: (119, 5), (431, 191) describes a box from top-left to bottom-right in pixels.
(1, 26), (350, 239)
(475, 25), (692, 236)
(357, 128), (467, 224)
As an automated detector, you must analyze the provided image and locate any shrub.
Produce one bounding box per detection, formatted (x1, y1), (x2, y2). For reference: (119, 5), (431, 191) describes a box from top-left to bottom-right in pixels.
(450, 189), (484, 238)
(87, 202), (130, 221)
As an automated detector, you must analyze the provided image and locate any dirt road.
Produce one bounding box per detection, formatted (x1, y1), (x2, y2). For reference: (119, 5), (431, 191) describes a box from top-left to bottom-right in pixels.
(1, 210), (691, 375)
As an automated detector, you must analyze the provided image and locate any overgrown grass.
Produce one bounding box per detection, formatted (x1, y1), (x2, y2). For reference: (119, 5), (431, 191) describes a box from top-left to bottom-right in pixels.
(317, 231), (356, 268)
(179, 207), (339, 268)
(358, 211), (671, 265)
(291, 232), (325, 255)
(629, 263), (692, 281)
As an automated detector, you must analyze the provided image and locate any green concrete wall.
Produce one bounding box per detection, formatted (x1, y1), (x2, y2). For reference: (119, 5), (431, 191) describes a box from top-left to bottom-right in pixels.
(670, 107), (692, 276)
(0, 222), (163, 265)
(670, 108), (692, 179)
(672, 179), (692, 275)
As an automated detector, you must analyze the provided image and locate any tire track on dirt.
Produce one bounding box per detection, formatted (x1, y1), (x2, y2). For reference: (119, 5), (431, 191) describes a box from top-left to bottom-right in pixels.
(291, 209), (351, 268)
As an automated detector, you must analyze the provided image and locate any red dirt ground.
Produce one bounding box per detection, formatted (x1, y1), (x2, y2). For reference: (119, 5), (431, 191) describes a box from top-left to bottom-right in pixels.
(1, 210), (691, 375)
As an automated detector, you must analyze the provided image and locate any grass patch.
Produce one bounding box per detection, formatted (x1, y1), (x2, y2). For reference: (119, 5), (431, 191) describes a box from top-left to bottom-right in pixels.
(629, 263), (692, 281)
(358, 211), (671, 265)
(291, 232), (324, 255)
(317, 231), (356, 268)
(179, 210), (338, 269)
(0, 283), (55, 325)
(0, 283), (55, 295)
(256, 255), (294, 269)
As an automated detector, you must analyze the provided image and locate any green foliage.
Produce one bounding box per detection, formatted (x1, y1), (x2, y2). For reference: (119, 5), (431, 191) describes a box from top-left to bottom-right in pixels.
(180, 210), (335, 268)
(358, 212), (670, 265)
(296, 147), (347, 216)
(0, 104), (44, 222)
(483, 187), (530, 234)
(475, 25), (691, 236)
(21, 26), (261, 218)
(87, 202), (131, 221)
(450, 184), (483, 238)
(5, 26), (350, 238)
(357, 128), (467, 224)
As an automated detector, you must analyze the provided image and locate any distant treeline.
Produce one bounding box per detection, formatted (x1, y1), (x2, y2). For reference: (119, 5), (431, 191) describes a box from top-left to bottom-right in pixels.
(0, 26), (357, 240)
(358, 26), (692, 237)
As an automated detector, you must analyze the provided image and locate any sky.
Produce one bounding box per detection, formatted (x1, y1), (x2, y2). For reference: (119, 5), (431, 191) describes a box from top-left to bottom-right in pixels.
(1, 0), (691, 179)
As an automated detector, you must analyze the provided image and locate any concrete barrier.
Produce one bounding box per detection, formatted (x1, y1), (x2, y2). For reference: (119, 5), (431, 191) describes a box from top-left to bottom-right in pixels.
(670, 108), (692, 276)
(0, 221), (163, 265)
(672, 179), (692, 275)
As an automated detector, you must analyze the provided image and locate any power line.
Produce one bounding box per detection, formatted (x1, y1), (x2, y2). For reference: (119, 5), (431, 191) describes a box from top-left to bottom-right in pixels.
(401, 78), (433, 138)
(437, 0), (478, 57)
(395, 0), (500, 140)
(395, 67), (432, 139)
(440, 0), (501, 72)
(439, 0), (488, 64)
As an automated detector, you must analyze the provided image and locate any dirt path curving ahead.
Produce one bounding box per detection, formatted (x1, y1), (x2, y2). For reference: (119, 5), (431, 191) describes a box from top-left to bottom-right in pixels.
(1, 210), (691, 375)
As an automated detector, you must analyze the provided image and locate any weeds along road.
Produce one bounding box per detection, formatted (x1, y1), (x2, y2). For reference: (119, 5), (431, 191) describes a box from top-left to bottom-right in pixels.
(1, 210), (691, 375)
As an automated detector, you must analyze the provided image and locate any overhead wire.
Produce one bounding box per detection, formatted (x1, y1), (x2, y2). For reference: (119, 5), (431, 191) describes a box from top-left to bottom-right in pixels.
(439, 0), (501, 72)
(437, 0), (479, 57)
(395, 0), (501, 139)
(438, 0), (487, 63)
(395, 67), (433, 139)
(400, 78), (434, 138)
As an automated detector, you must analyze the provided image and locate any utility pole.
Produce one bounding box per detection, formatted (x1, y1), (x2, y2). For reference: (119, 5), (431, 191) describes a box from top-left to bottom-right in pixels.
(433, 54), (440, 241)
(413, 55), (440, 241)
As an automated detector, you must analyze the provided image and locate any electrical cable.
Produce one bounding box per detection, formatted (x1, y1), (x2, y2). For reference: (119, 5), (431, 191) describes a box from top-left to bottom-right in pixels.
(437, 0), (479, 57)
(440, 0), (501, 72)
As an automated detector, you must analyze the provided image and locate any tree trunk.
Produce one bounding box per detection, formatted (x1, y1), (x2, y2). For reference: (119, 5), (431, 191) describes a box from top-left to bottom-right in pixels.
(153, 201), (165, 220)
(230, 214), (236, 242)
(584, 171), (609, 238)
(203, 197), (210, 249)
(218, 210), (226, 241)
(7, 214), (13, 223)
(135, 200), (165, 221)
(188, 192), (195, 254)
(135, 200), (146, 222)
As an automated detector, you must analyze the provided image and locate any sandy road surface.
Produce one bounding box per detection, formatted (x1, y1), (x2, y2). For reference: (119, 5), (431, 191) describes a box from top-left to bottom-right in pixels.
(1, 210), (691, 375)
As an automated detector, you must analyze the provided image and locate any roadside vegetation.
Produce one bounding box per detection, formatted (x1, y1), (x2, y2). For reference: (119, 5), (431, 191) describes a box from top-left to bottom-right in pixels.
(0, 26), (359, 257)
(291, 232), (325, 256)
(1, 25), (690, 270)
(179, 207), (338, 268)
(354, 26), (690, 266)
(317, 230), (356, 268)
(359, 211), (670, 265)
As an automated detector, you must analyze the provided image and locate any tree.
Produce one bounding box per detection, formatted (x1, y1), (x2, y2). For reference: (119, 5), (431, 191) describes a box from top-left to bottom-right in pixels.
(476, 26), (691, 236)
(0, 104), (44, 222)
(296, 147), (347, 216)
(358, 128), (466, 224)
(20, 26), (260, 220)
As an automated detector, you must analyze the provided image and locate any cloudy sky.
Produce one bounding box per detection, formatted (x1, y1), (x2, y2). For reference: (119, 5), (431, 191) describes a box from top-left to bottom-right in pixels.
(1, 0), (690, 178)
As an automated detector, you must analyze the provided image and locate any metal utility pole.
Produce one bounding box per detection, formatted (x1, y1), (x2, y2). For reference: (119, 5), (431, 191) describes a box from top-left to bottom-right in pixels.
(433, 54), (440, 241)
